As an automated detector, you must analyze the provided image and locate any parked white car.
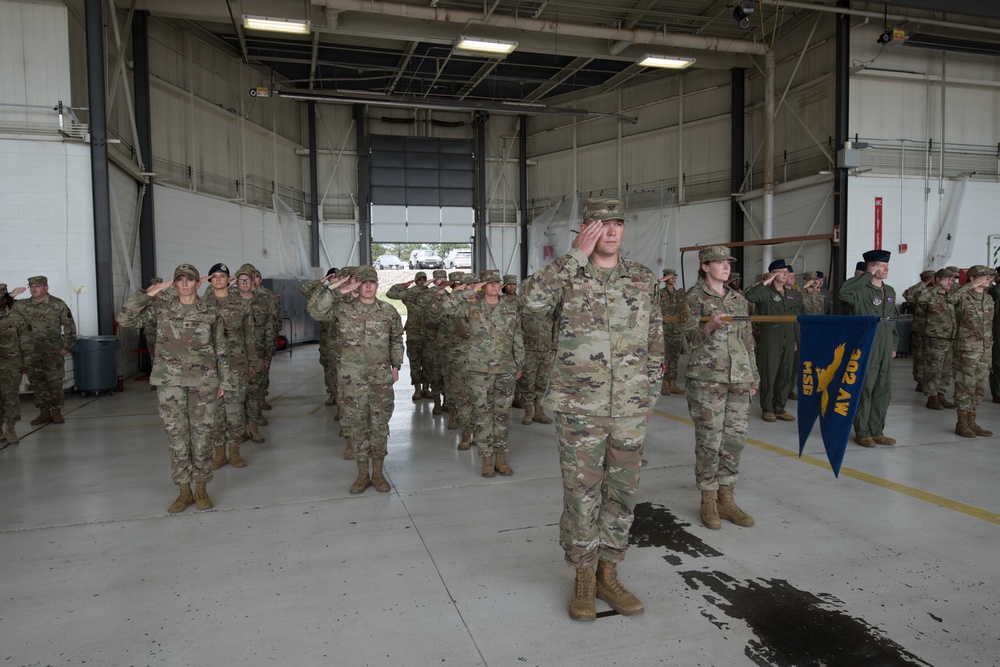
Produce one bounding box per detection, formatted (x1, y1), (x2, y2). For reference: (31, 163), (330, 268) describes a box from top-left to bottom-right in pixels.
(444, 248), (472, 269)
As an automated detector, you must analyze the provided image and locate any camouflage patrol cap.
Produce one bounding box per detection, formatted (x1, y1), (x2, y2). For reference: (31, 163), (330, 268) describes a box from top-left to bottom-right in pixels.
(461, 274), (478, 285)
(354, 265), (378, 283)
(480, 269), (502, 283)
(919, 270), (934, 281)
(583, 197), (625, 223)
(802, 271), (818, 281)
(414, 271), (427, 280)
(729, 273), (742, 281)
(27, 275), (48, 286)
(698, 246), (736, 263)
(448, 271), (464, 282)
(934, 267), (957, 279)
(150, 277), (163, 285)
(236, 263), (256, 278)
(966, 265), (997, 279)
(432, 269), (448, 280)
(503, 274), (518, 285)
(947, 266), (959, 273)
(662, 269), (677, 277)
(339, 266), (356, 278)
(173, 264), (200, 281)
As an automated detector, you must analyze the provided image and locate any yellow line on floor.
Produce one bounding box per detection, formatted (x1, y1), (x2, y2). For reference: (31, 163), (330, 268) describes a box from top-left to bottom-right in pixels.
(653, 408), (1000, 526)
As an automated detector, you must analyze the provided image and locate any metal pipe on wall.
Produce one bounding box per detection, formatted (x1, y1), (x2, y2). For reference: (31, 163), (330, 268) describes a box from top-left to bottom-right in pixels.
(132, 10), (157, 288)
(354, 104), (372, 266)
(308, 101), (321, 267)
(731, 67), (746, 276)
(519, 114), (528, 279)
(762, 50), (775, 271)
(832, 0), (851, 305)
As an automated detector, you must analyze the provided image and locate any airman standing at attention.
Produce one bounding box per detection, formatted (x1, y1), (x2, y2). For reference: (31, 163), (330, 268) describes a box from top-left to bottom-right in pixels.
(912, 268), (957, 411)
(948, 265), (996, 438)
(801, 271), (832, 315)
(745, 259), (800, 422)
(502, 274), (519, 300)
(307, 266), (403, 494)
(422, 269), (450, 414)
(0, 284), (30, 444)
(522, 197), (663, 622)
(903, 270), (935, 392)
(658, 269), (685, 396)
(452, 274), (480, 449)
(253, 270), (281, 412)
(20, 276), (76, 426)
(317, 268), (340, 406)
(144, 276), (164, 389)
(989, 270), (1000, 404)
(235, 264), (274, 444)
(517, 278), (557, 426)
(386, 271), (431, 400)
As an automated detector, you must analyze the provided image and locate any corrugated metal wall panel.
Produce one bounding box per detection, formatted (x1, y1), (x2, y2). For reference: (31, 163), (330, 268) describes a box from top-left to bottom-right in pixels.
(0, 1), (71, 130)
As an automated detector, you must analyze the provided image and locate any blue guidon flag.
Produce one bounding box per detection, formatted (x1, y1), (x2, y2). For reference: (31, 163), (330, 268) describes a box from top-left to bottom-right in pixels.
(797, 315), (880, 476)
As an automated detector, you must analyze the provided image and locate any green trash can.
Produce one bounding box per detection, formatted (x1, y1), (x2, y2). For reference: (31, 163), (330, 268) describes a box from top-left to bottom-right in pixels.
(72, 336), (121, 393)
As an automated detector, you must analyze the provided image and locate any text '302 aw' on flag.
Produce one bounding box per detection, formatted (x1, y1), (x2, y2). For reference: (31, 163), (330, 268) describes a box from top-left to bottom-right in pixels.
(797, 315), (880, 477)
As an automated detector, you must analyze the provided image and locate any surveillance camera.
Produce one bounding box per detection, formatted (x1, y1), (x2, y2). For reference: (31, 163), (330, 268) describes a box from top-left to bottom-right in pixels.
(877, 29), (892, 44)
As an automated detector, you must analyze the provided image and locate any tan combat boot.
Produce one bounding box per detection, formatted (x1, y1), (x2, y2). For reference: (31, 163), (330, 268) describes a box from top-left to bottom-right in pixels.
(447, 410), (459, 430)
(211, 445), (227, 470)
(229, 444), (247, 468)
(670, 380), (684, 395)
(432, 394), (442, 415)
(969, 411), (993, 437)
(481, 455), (496, 478)
(247, 420), (266, 444)
(925, 395), (943, 410)
(596, 561), (644, 616)
(569, 567), (597, 621)
(371, 457), (391, 493)
(30, 410), (51, 426)
(939, 395), (956, 409)
(521, 405), (535, 425)
(193, 482), (213, 510)
(350, 459), (371, 494)
(168, 484), (194, 513)
(532, 402), (553, 424)
(717, 485), (754, 527)
(660, 379), (671, 395)
(412, 385), (421, 401)
(421, 383), (432, 398)
(494, 451), (513, 476)
(457, 429), (472, 450)
(762, 412), (777, 422)
(4, 421), (19, 445)
(872, 435), (896, 445)
(956, 410), (976, 438)
(343, 437), (355, 460)
(50, 409), (65, 424)
(700, 490), (721, 529)
(256, 415), (268, 426)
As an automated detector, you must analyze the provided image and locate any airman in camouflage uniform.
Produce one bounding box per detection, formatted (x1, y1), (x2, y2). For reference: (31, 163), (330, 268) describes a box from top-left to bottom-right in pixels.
(317, 268), (340, 405)
(521, 197), (663, 622)
(386, 271), (431, 400)
(117, 264), (232, 513)
(948, 265), (996, 438)
(517, 278), (557, 426)
(235, 264), (275, 443)
(204, 263), (258, 469)
(838, 249), (899, 448)
(307, 265), (403, 494)
(911, 268), (956, 410)
(658, 269), (685, 395)
(801, 271), (832, 315)
(144, 276), (164, 389)
(441, 271), (470, 431)
(445, 270), (524, 475)
(745, 259), (800, 422)
(422, 269), (450, 413)
(989, 273), (1000, 404)
(0, 284), (30, 444)
(253, 270), (281, 412)
(903, 270), (935, 392)
(452, 274), (480, 448)
(19, 276), (76, 425)
(680, 246), (759, 533)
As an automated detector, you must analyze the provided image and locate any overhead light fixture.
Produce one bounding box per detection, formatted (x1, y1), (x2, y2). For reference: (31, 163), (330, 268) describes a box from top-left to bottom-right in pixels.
(732, 0), (754, 30)
(242, 14), (311, 35)
(453, 37), (518, 56)
(638, 55), (696, 69)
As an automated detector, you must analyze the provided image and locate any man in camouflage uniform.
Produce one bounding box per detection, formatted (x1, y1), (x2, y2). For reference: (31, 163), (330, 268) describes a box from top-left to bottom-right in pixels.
(903, 270), (935, 392)
(144, 276), (164, 389)
(658, 269), (685, 395)
(502, 274), (518, 300)
(386, 271), (431, 400)
(441, 271), (469, 431)
(948, 265), (996, 438)
(317, 268), (340, 406)
(745, 259), (801, 422)
(446, 270), (524, 476)
(0, 284), (31, 444)
(307, 266), (403, 493)
(839, 249), (899, 447)
(236, 264), (275, 444)
(517, 278), (557, 426)
(911, 268), (957, 410)
(117, 264), (232, 512)
(726, 272), (743, 294)
(451, 274), (480, 448)
(204, 263), (257, 469)
(20, 276), (76, 425)
(987, 271), (1000, 404)
(801, 271), (832, 315)
(422, 269), (450, 413)
(522, 197), (664, 622)
(252, 270), (281, 412)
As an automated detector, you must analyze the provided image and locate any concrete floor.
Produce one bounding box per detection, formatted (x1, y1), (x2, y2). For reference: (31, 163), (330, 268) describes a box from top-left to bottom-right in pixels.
(2, 345), (999, 666)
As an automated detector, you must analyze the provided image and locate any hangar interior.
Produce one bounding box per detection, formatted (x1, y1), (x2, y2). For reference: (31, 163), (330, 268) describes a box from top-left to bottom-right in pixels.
(2, 0), (1000, 664)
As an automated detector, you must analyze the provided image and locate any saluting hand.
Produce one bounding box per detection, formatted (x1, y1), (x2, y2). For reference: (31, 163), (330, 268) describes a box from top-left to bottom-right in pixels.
(571, 220), (604, 257)
(146, 281), (173, 297)
(10, 286), (26, 298)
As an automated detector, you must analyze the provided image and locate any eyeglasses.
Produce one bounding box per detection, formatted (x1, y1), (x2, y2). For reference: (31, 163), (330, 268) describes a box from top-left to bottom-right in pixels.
(237, 279), (252, 284)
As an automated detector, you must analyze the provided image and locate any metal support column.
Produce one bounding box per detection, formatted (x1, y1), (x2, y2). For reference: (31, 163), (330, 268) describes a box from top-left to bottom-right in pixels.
(474, 111), (488, 271)
(833, 0), (850, 306)
(133, 11), (156, 288)
(86, 0), (114, 334)
(308, 101), (320, 268)
(519, 114), (528, 278)
(730, 67), (746, 277)
(354, 104), (371, 266)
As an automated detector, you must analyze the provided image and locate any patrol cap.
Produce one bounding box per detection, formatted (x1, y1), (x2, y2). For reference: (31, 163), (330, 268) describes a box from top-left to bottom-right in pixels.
(698, 245), (736, 263)
(27, 275), (48, 286)
(662, 268), (677, 277)
(208, 263), (230, 277)
(503, 274), (518, 285)
(236, 263), (256, 278)
(150, 277), (163, 285)
(325, 267), (338, 277)
(919, 270), (935, 281)
(478, 269), (500, 283)
(173, 264), (199, 281)
(354, 265), (378, 283)
(768, 259), (789, 272)
(966, 265), (997, 279)
(461, 274), (478, 285)
(583, 197), (625, 223)
(414, 271), (427, 280)
(448, 271), (464, 282)
(855, 261), (868, 272)
(862, 249), (891, 263)
(729, 272), (742, 281)
(934, 267), (957, 279)
(802, 271), (818, 281)
(432, 269), (448, 280)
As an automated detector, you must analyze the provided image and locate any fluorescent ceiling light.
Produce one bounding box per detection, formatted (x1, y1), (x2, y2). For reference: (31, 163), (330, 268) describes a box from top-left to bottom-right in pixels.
(638, 55), (696, 69)
(242, 15), (311, 35)
(454, 37), (518, 55)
